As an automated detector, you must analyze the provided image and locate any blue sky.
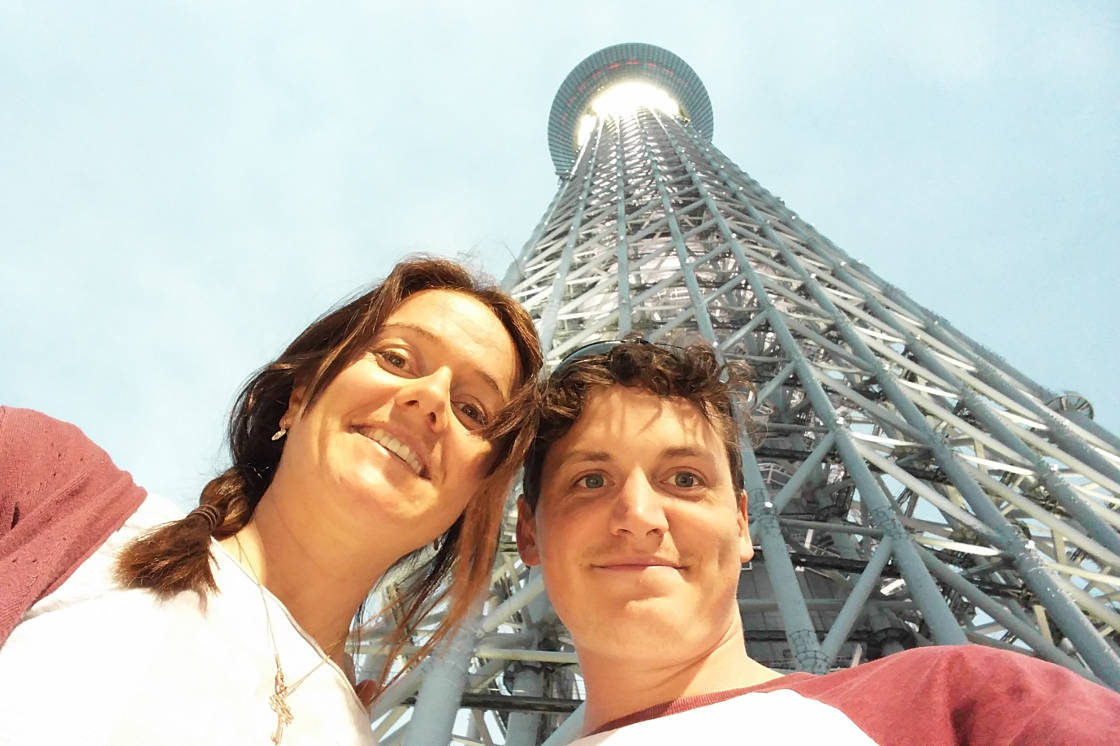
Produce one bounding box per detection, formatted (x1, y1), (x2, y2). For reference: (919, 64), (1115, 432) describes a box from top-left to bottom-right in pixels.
(2, 1), (1117, 508)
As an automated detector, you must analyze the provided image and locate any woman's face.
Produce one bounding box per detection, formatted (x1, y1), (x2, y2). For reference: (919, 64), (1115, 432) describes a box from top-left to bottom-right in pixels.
(275, 289), (521, 552)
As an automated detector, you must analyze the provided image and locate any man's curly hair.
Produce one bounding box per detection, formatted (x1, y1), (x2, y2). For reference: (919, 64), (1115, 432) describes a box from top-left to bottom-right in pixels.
(521, 340), (755, 509)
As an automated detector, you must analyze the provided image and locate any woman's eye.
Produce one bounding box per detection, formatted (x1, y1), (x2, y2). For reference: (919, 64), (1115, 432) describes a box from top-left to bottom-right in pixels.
(457, 402), (488, 427)
(577, 473), (606, 489)
(377, 350), (409, 370)
(673, 471), (700, 488)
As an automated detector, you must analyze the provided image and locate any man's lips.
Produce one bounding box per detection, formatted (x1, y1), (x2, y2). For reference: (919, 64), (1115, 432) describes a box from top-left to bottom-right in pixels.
(591, 557), (684, 570)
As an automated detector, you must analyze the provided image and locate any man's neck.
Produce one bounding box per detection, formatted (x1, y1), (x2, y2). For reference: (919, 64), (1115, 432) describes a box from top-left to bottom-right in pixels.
(577, 623), (782, 735)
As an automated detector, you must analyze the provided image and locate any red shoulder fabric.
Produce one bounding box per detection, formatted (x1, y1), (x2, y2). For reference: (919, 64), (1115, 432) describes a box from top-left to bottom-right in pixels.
(592, 645), (1120, 743)
(0, 407), (146, 646)
(764, 645), (1120, 745)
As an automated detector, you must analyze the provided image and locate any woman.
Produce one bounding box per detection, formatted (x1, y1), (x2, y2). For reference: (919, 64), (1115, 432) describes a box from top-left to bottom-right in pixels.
(0, 257), (542, 744)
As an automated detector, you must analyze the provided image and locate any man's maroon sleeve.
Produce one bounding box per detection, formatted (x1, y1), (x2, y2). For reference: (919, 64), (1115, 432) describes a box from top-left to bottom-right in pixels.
(778, 645), (1120, 745)
(0, 407), (146, 646)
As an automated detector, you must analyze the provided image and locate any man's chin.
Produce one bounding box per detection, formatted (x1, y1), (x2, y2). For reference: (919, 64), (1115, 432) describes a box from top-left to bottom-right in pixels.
(576, 620), (697, 662)
(568, 599), (688, 645)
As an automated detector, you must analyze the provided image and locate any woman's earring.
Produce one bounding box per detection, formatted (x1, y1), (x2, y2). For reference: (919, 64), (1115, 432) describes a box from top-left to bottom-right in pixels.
(271, 427), (288, 441)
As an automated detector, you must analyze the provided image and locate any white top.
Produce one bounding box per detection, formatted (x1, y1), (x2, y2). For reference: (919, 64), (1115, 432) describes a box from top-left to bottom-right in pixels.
(0, 494), (375, 746)
(570, 689), (876, 745)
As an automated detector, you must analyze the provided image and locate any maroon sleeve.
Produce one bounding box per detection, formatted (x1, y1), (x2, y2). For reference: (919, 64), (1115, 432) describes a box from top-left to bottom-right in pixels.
(0, 407), (146, 646)
(774, 645), (1120, 745)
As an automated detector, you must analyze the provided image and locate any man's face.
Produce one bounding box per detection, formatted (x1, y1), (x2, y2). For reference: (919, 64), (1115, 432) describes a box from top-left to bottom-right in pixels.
(517, 385), (752, 663)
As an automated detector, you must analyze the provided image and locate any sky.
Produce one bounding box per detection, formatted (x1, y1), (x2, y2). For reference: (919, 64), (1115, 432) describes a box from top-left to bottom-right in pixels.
(3, 1), (1117, 509)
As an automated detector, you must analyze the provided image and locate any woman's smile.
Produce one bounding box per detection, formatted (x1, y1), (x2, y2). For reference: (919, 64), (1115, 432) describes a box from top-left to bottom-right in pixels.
(355, 425), (427, 478)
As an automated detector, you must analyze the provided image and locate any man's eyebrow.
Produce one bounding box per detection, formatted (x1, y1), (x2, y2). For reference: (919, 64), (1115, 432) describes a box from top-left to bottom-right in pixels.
(380, 322), (507, 400)
(554, 450), (614, 468)
(660, 446), (716, 461)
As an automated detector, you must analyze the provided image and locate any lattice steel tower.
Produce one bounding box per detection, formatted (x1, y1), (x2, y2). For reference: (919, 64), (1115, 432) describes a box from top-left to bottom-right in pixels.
(368, 43), (1120, 745)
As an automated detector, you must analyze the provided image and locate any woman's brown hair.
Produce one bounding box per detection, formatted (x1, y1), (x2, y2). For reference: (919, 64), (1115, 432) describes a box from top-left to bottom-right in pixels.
(116, 256), (542, 697)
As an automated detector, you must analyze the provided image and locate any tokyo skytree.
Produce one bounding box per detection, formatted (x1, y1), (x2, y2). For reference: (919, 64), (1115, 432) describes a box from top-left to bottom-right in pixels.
(365, 43), (1120, 745)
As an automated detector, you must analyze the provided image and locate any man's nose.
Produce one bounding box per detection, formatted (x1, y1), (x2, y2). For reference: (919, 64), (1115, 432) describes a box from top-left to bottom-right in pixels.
(607, 471), (668, 538)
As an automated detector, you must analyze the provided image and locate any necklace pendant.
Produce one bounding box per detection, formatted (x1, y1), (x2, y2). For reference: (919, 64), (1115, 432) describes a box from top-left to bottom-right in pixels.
(269, 667), (294, 744)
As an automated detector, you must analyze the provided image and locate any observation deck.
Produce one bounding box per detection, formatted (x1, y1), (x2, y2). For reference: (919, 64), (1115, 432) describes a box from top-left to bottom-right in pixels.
(547, 42), (714, 175)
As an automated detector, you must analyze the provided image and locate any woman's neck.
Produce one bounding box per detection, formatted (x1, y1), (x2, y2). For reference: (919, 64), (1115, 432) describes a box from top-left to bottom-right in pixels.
(219, 494), (395, 657)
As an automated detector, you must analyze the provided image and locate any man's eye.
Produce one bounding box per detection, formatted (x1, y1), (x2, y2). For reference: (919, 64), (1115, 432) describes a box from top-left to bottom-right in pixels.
(673, 471), (700, 488)
(577, 473), (606, 489)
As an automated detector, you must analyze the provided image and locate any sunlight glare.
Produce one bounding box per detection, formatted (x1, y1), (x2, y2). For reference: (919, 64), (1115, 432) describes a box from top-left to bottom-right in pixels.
(575, 82), (682, 147)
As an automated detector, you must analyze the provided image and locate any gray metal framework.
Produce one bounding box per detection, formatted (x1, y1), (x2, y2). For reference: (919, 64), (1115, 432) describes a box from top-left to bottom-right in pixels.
(363, 43), (1120, 745)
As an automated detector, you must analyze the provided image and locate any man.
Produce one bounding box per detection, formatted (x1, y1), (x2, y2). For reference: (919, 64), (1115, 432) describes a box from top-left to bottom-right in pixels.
(516, 339), (1120, 744)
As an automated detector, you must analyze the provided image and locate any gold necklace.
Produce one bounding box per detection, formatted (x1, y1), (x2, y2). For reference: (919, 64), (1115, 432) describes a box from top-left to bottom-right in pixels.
(234, 534), (346, 745)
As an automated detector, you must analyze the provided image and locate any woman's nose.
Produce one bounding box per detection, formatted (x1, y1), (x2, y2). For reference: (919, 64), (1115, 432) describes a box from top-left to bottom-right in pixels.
(397, 367), (453, 429)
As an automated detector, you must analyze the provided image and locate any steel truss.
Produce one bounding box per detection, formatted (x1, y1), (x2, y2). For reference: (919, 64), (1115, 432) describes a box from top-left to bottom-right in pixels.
(364, 44), (1120, 745)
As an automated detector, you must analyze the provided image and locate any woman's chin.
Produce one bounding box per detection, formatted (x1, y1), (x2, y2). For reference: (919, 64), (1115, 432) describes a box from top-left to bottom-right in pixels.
(336, 475), (441, 527)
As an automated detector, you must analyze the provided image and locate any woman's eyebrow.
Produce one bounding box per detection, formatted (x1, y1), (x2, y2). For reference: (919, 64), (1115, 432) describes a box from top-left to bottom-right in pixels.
(380, 322), (507, 401)
(473, 371), (506, 403)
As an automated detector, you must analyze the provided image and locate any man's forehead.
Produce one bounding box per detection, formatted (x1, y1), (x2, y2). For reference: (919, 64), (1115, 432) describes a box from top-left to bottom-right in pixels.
(542, 386), (721, 469)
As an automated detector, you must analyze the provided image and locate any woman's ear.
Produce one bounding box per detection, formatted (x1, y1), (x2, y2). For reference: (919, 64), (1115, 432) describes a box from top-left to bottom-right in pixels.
(283, 383), (308, 428)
